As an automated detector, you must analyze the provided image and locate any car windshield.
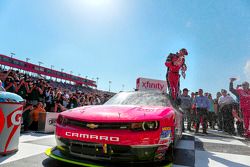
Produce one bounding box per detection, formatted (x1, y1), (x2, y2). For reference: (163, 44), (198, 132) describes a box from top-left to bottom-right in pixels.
(104, 91), (172, 107)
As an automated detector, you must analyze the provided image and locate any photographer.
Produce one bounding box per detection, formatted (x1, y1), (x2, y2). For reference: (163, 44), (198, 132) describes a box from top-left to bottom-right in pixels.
(15, 78), (28, 99)
(67, 93), (79, 109)
(26, 81), (43, 106)
(4, 77), (15, 93)
(45, 87), (54, 112)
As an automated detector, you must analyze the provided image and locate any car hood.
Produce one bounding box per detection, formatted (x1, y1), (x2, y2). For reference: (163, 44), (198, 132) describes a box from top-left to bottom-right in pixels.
(60, 105), (174, 122)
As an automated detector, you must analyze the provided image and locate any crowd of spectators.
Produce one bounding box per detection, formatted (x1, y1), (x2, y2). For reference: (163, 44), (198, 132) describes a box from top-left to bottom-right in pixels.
(179, 79), (250, 138)
(0, 68), (114, 131)
(1, 68), (249, 137)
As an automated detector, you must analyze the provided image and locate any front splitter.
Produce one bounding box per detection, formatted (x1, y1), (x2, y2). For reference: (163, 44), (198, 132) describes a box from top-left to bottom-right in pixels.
(45, 147), (173, 167)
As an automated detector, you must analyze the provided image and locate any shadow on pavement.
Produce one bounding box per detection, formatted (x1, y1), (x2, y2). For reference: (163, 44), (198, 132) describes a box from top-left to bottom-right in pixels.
(42, 157), (172, 167)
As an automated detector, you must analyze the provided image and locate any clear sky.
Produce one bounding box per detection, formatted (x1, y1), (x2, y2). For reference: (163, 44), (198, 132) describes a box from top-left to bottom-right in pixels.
(0, 0), (249, 97)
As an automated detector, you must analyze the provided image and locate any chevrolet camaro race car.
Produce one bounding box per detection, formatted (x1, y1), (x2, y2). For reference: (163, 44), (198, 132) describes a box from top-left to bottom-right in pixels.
(46, 91), (183, 165)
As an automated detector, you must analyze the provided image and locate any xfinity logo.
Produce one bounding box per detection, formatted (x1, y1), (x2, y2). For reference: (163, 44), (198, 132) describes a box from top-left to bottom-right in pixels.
(142, 81), (164, 91)
(65, 132), (120, 142)
(48, 119), (57, 125)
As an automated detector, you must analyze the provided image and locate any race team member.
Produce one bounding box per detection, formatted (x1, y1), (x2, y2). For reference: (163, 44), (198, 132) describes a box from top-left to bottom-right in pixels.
(230, 78), (250, 137)
(165, 48), (188, 100)
(179, 88), (192, 131)
(194, 89), (210, 134)
(218, 89), (235, 135)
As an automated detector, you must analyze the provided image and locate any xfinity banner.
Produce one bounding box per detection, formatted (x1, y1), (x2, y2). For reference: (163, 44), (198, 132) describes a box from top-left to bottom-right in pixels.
(136, 77), (167, 92)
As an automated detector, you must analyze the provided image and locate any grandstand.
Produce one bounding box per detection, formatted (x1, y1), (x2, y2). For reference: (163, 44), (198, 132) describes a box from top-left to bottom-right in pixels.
(0, 54), (96, 87)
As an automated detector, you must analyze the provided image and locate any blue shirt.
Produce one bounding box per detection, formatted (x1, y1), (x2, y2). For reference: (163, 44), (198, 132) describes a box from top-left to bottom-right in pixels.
(194, 96), (210, 110)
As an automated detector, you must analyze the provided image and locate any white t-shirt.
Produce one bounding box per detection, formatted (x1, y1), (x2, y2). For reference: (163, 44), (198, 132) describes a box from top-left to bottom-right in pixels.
(218, 95), (235, 107)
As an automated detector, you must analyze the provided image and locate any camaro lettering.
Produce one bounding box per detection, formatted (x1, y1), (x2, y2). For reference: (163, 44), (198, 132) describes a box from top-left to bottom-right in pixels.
(110, 137), (119, 142)
(65, 132), (120, 142)
(66, 132), (71, 136)
(100, 136), (108, 141)
(79, 134), (89, 138)
(90, 135), (98, 140)
(72, 133), (79, 137)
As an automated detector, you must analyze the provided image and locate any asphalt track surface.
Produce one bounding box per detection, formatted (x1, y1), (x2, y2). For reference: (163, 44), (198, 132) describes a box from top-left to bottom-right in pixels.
(0, 129), (250, 167)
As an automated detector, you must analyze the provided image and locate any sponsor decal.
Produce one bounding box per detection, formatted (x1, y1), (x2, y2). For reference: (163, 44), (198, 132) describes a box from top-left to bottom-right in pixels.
(7, 109), (22, 127)
(162, 127), (171, 131)
(142, 81), (165, 91)
(136, 78), (167, 92)
(65, 132), (120, 142)
(0, 109), (4, 134)
(159, 139), (170, 145)
(136, 78), (140, 90)
(160, 127), (172, 139)
(4, 106), (23, 152)
(154, 152), (165, 160)
(102, 144), (108, 154)
(157, 145), (169, 152)
(159, 127), (173, 145)
(48, 119), (57, 125)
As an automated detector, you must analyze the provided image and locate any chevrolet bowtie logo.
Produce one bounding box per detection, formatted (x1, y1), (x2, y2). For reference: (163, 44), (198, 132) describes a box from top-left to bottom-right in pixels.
(86, 123), (99, 129)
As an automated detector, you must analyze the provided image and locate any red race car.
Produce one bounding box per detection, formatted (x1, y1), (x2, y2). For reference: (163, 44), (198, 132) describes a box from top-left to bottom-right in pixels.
(47, 91), (183, 165)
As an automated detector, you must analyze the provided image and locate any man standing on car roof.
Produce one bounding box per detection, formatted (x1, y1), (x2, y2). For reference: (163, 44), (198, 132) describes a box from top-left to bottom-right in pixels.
(230, 78), (250, 137)
(165, 48), (188, 101)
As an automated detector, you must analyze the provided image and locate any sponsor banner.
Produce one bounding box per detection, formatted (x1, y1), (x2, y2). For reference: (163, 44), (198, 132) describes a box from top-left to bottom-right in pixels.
(136, 77), (167, 92)
(45, 113), (59, 133)
(38, 112), (59, 133)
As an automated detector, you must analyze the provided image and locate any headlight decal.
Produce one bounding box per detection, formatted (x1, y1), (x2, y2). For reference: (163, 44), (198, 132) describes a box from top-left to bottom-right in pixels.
(131, 121), (159, 131)
(142, 121), (158, 131)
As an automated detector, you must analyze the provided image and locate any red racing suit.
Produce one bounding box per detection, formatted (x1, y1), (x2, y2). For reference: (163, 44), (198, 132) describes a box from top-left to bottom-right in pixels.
(165, 53), (187, 100)
(237, 89), (250, 136)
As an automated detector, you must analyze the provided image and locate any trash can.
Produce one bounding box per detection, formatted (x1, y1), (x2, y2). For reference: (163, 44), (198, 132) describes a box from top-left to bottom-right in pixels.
(0, 91), (24, 155)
